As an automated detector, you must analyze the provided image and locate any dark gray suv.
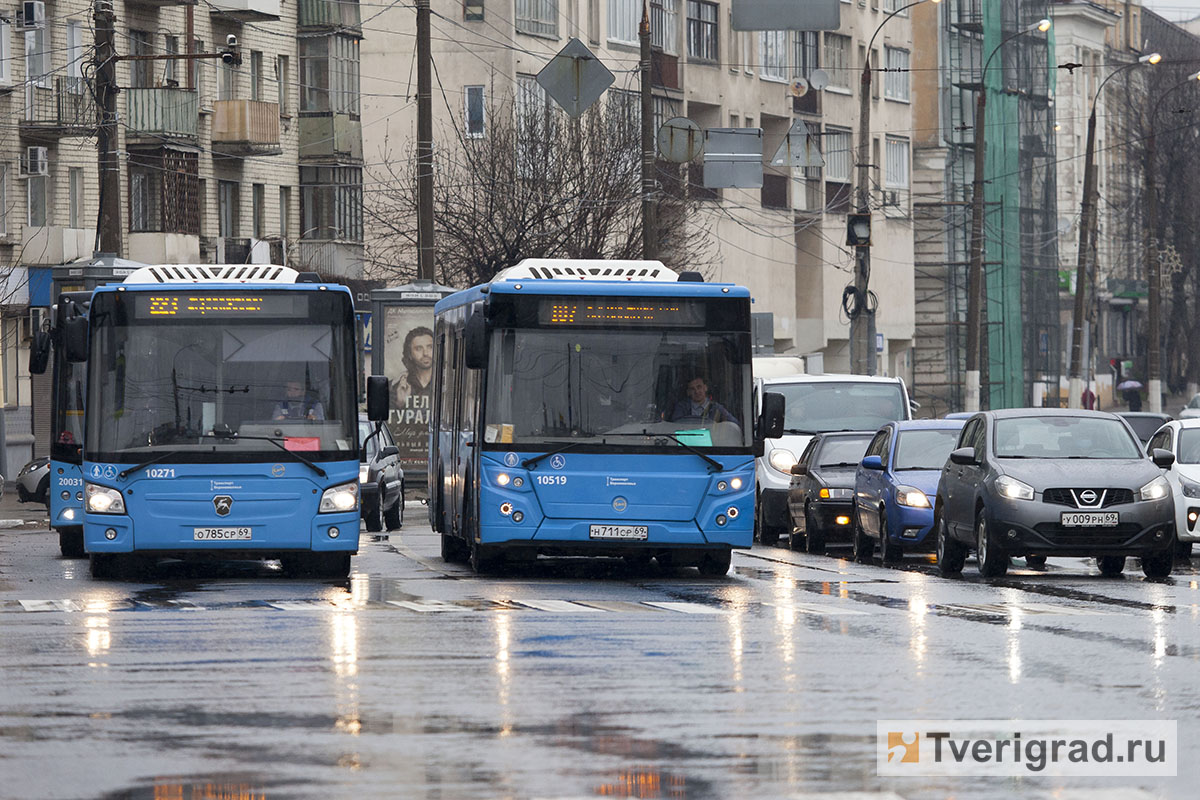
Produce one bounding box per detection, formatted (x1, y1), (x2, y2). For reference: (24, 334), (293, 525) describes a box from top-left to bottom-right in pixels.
(934, 409), (1177, 579)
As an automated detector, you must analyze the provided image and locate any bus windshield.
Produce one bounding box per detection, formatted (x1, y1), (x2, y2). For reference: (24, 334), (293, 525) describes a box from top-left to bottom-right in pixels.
(86, 290), (358, 462)
(52, 356), (86, 462)
(483, 328), (751, 449)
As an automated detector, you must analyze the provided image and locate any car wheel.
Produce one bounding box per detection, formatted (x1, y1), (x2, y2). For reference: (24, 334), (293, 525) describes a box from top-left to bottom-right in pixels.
(756, 492), (780, 546)
(936, 514), (966, 577)
(1096, 556), (1126, 577)
(1025, 554), (1048, 570)
(975, 511), (1008, 578)
(383, 487), (403, 531)
(36, 475), (49, 505)
(1142, 550), (1174, 579)
(698, 548), (732, 577)
(363, 491), (383, 533)
(805, 506), (825, 554)
(59, 529), (85, 559)
(879, 510), (903, 563)
(17, 485), (29, 503)
(1174, 540), (1192, 560)
(851, 511), (873, 563)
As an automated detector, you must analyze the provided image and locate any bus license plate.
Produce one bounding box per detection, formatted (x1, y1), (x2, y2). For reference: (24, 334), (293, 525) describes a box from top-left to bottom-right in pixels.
(194, 527), (252, 541)
(589, 524), (648, 540)
(1061, 512), (1118, 528)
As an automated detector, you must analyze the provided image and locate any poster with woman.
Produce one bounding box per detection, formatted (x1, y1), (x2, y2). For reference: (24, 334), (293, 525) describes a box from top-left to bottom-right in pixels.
(383, 306), (435, 473)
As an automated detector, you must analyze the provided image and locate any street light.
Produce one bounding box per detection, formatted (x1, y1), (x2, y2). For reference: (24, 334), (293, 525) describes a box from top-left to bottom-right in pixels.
(963, 18), (1051, 412)
(1066, 52), (1161, 409)
(1143, 70), (1200, 413)
(850, 0), (940, 375)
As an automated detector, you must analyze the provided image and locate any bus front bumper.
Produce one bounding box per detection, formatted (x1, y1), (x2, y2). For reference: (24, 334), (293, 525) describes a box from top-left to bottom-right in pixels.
(481, 518), (753, 549)
(83, 511), (360, 555)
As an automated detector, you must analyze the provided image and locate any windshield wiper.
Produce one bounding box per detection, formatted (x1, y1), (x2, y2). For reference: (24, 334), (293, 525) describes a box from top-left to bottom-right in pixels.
(783, 428), (815, 435)
(522, 441), (583, 470)
(598, 431), (723, 473)
(201, 431), (328, 478)
(118, 450), (189, 480)
(818, 461), (859, 468)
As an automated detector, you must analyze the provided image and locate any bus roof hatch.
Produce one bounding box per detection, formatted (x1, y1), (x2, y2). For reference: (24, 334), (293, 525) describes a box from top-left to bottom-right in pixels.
(122, 264), (303, 285)
(491, 259), (677, 282)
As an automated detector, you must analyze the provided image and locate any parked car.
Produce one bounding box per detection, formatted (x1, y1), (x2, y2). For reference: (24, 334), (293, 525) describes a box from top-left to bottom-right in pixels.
(1179, 394), (1200, 420)
(1145, 418), (1200, 559)
(934, 409), (1177, 579)
(16, 456), (47, 504)
(786, 431), (874, 553)
(943, 412), (975, 420)
(1118, 412), (1173, 445)
(359, 417), (404, 532)
(852, 419), (965, 563)
(757, 374), (912, 545)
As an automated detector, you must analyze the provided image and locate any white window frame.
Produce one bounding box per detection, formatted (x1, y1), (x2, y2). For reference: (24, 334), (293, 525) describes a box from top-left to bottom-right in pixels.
(823, 34), (850, 91)
(0, 164), (8, 235)
(517, 0), (559, 38)
(24, 27), (48, 89)
(66, 22), (84, 91)
(884, 47), (909, 101)
(0, 23), (9, 85)
(824, 127), (852, 183)
(608, 0), (640, 46)
(883, 0), (909, 14)
(759, 30), (787, 81)
(885, 136), (910, 188)
(464, 85), (485, 138)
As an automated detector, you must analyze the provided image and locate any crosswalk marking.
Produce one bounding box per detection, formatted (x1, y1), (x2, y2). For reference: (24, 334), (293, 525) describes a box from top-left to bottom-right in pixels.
(8, 597), (732, 615)
(939, 602), (1117, 617)
(18, 599), (81, 612)
(511, 599), (604, 613)
(642, 601), (725, 614)
(387, 600), (464, 612)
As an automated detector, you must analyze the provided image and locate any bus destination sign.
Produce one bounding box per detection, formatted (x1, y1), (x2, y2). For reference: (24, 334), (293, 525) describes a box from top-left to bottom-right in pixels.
(538, 299), (706, 327)
(136, 293), (309, 319)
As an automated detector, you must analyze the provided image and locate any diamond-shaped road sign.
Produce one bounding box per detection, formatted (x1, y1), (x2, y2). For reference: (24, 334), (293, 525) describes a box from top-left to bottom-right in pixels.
(770, 120), (824, 168)
(703, 128), (763, 189)
(537, 38), (615, 118)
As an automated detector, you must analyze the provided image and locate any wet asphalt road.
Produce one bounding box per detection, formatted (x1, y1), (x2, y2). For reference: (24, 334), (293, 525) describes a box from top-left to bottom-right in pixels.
(3, 506), (1200, 800)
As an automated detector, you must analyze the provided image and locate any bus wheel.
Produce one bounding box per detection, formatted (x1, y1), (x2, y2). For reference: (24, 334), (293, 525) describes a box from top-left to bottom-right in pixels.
(90, 553), (118, 580)
(314, 552), (351, 579)
(59, 529), (86, 559)
(698, 549), (732, 577)
(441, 533), (467, 563)
(469, 540), (500, 574)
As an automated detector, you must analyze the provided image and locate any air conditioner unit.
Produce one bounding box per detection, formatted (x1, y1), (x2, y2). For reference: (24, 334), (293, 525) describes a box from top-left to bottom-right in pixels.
(22, 146), (48, 176)
(882, 189), (901, 207)
(19, 0), (45, 29)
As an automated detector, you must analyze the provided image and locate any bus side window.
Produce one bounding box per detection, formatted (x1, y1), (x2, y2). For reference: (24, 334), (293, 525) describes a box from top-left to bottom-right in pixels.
(439, 330), (456, 434)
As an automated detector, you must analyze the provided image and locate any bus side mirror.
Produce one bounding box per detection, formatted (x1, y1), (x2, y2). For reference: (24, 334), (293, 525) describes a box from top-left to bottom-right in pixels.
(758, 391), (785, 440)
(29, 330), (51, 375)
(63, 316), (88, 363)
(464, 310), (488, 370)
(366, 375), (389, 422)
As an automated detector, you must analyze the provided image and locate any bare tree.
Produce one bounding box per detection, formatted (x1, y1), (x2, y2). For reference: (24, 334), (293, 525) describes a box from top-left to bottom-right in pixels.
(365, 92), (715, 286)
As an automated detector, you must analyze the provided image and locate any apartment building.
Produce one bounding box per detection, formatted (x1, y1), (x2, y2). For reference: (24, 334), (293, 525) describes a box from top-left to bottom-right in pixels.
(360, 0), (918, 376)
(0, 0), (365, 472)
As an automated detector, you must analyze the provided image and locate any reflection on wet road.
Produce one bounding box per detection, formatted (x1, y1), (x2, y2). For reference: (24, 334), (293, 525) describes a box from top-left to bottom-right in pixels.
(2, 521), (1199, 799)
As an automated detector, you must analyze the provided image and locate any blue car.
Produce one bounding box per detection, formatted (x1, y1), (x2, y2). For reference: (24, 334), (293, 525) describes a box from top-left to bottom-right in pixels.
(850, 419), (965, 563)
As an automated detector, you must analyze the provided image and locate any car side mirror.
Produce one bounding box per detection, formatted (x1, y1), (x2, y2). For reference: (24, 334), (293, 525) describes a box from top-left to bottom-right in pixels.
(758, 391), (785, 440)
(861, 455), (884, 470)
(63, 316), (88, 363)
(1152, 448), (1175, 470)
(790, 463), (807, 476)
(949, 447), (976, 466)
(28, 329), (51, 375)
(380, 445), (399, 459)
(366, 375), (389, 421)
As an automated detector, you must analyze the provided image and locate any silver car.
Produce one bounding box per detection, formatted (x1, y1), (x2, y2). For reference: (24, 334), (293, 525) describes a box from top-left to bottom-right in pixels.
(16, 457), (46, 504)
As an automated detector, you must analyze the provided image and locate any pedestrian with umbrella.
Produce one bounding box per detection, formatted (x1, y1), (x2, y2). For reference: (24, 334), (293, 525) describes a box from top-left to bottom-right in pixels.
(1118, 379), (1144, 412)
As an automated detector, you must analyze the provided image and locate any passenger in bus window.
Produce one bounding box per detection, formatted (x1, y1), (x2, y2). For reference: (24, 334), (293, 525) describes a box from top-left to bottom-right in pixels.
(273, 380), (325, 421)
(667, 376), (739, 426)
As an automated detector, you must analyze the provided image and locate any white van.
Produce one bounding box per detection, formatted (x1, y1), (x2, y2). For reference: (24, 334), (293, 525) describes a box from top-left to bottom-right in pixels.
(755, 374), (912, 544)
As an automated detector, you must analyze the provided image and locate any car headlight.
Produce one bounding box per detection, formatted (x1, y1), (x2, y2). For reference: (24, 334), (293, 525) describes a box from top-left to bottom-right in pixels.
(769, 449), (797, 474)
(319, 481), (360, 513)
(818, 487), (853, 499)
(1181, 478), (1200, 499)
(358, 464), (369, 484)
(895, 485), (931, 508)
(1140, 475), (1170, 502)
(995, 475), (1035, 501)
(85, 483), (126, 515)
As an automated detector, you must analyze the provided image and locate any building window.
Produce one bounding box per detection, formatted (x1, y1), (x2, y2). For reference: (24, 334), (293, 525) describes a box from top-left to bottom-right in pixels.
(218, 60), (235, 101)
(279, 185), (291, 238)
(0, 23), (10, 85)
(68, 167), (84, 229)
(884, 47), (909, 101)
(516, 0), (558, 37)
(759, 30), (787, 80)
(276, 55), (290, 114)
(465, 85), (485, 137)
(300, 35), (360, 115)
(885, 136), (909, 188)
(192, 38), (204, 95)
(252, 183), (266, 238)
(824, 127), (851, 183)
(127, 29), (152, 89)
(793, 30), (818, 77)
(883, 0), (908, 14)
(609, 0), (640, 45)
(24, 27), (48, 89)
(218, 180), (239, 238)
(823, 34), (850, 90)
(651, 0), (678, 54)
(300, 166), (363, 241)
(686, 1), (717, 62)
(27, 174), (46, 227)
(67, 22), (85, 92)
(250, 51), (264, 101)
(465, 0), (484, 20)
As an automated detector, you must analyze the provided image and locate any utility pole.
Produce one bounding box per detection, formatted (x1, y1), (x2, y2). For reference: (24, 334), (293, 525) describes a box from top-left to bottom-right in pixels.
(1066, 108), (1099, 409)
(415, 0), (435, 281)
(852, 52), (873, 376)
(94, 0), (121, 257)
(964, 89), (986, 412)
(1145, 126), (1161, 414)
(639, 2), (657, 260)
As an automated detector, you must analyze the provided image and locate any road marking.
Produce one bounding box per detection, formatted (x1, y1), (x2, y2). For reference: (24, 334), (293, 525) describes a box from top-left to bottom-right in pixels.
(387, 600), (465, 612)
(266, 601), (338, 611)
(642, 601), (724, 614)
(939, 602), (1118, 617)
(575, 600), (664, 613)
(790, 793), (908, 800)
(511, 599), (605, 613)
(18, 599), (81, 612)
(765, 602), (870, 616)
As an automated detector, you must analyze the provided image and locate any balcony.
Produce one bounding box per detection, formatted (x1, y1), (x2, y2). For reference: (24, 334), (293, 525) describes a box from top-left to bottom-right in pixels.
(296, 240), (364, 280)
(208, 0), (281, 20)
(20, 78), (95, 139)
(299, 0), (361, 31)
(300, 114), (362, 159)
(124, 88), (199, 141)
(213, 100), (282, 155)
(21, 227), (91, 266)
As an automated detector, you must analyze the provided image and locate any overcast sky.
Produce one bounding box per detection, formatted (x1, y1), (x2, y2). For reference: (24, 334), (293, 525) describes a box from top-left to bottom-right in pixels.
(1143, 0), (1200, 22)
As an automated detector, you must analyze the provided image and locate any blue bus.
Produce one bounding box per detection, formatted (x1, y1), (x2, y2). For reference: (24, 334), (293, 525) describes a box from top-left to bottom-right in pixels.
(29, 292), (92, 558)
(430, 260), (784, 574)
(61, 265), (389, 580)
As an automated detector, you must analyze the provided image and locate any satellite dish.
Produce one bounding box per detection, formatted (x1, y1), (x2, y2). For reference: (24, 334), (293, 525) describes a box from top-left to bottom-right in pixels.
(1057, 216), (1074, 235)
(790, 77), (809, 98)
(809, 69), (830, 91)
(656, 117), (704, 163)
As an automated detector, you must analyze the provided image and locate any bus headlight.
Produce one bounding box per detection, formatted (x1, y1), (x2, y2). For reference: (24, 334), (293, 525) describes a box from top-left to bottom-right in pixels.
(85, 483), (126, 515)
(319, 481), (359, 513)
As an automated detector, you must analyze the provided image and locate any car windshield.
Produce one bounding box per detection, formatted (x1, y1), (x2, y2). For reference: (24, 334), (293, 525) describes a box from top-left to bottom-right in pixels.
(775, 381), (907, 434)
(483, 328), (751, 449)
(817, 436), (871, 468)
(1176, 430), (1200, 464)
(1123, 416), (1168, 443)
(893, 429), (961, 470)
(994, 416), (1142, 459)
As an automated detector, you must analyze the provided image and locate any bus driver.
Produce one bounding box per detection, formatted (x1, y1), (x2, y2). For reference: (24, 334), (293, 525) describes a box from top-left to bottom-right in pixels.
(667, 376), (739, 427)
